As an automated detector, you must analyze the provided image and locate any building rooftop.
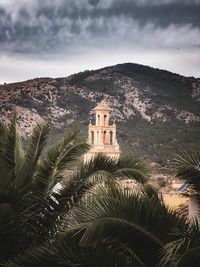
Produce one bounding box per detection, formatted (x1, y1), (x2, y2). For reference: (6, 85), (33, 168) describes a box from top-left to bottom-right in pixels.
(93, 100), (112, 111)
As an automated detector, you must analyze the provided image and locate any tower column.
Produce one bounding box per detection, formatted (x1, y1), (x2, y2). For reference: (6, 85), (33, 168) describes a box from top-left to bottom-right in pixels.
(96, 114), (100, 126)
(98, 130), (101, 145)
(113, 130), (116, 145)
(100, 130), (103, 145)
(89, 130), (91, 144)
(97, 131), (99, 145)
(95, 130), (97, 145)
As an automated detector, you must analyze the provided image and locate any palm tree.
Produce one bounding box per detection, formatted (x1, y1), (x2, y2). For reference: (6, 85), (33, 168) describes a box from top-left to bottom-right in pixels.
(0, 112), (151, 266)
(175, 149), (200, 209)
(0, 111), (90, 262)
(61, 180), (189, 267)
(58, 150), (200, 266)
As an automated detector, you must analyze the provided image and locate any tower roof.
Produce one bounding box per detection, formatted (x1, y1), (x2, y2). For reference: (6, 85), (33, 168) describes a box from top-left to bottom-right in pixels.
(93, 100), (112, 112)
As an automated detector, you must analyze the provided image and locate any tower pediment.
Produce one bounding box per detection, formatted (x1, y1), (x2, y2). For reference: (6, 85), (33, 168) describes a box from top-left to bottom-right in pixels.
(93, 100), (112, 112)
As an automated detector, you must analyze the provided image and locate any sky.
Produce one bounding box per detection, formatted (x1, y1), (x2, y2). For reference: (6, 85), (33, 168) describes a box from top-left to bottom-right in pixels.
(0, 0), (200, 84)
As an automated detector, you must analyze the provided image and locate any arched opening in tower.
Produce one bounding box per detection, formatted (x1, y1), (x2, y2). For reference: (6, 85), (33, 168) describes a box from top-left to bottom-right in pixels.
(104, 115), (107, 126)
(98, 115), (100, 125)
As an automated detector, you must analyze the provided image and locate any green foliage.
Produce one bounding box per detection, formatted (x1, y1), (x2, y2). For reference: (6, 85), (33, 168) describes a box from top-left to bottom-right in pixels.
(159, 148), (200, 266)
(116, 63), (197, 114)
(63, 182), (188, 266)
(68, 69), (101, 85)
(0, 113), (153, 266)
(118, 118), (200, 169)
(1, 117), (200, 267)
(0, 113), (90, 262)
(174, 148), (200, 204)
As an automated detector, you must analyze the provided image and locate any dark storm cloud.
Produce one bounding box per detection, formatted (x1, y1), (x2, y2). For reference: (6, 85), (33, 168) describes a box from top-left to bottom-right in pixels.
(0, 0), (199, 55)
(107, 2), (200, 27)
(88, 0), (100, 6)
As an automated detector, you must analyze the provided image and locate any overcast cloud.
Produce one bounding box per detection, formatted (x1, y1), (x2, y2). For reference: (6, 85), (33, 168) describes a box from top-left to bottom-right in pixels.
(0, 0), (199, 83)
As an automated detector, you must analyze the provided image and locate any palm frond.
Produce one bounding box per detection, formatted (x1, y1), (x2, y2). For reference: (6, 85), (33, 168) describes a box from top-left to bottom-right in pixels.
(0, 111), (24, 183)
(62, 182), (187, 266)
(116, 156), (151, 176)
(0, 122), (8, 146)
(159, 218), (200, 266)
(175, 149), (200, 168)
(174, 149), (200, 212)
(31, 130), (90, 199)
(114, 156), (150, 184)
(142, 184), (162, 203)
(55, 154), (149, 212)
(15, 126), (24, 181)
(0, 202), (16, 261)
(2, 239), (138, 267)
(2, 242), (75, 267)
(114, 168), (148, 184)
(19, 121), (51, 187)
(175, 150), (200, 185)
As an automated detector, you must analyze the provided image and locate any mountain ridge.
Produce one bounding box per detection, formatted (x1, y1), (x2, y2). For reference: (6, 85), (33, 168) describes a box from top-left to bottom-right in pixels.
(1, 62), (200, 166)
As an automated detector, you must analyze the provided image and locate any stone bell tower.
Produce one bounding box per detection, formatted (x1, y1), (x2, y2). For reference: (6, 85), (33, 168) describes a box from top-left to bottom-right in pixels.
(84, 100), (121, 161)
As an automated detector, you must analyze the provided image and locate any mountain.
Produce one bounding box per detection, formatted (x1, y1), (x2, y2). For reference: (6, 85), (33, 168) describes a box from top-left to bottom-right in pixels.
(1, 63), (200, 167)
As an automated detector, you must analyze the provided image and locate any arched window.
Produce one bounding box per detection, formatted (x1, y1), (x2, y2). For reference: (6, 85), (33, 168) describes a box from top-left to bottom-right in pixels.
(98, 115), (100, 125)
(110, 131), (113, 145)
(91, 131), (94, 144)
(104, 115), (107, 126)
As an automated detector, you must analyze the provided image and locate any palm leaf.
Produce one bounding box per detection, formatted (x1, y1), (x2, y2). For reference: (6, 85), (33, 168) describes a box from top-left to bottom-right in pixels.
(175, 149), (200, 213)
(0, 122), (8, 146)
(159, 217), (200, 266)
(63, 182), (187, 266)
(18, 121), (51, 187)
(55, 154), (149, 212)
(2, 239), (137, 267)
(0, 111), (24, 184)
(175, 149), (200, 191)
(1, 242), (75, 267)
(31, 130), (90, 199)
